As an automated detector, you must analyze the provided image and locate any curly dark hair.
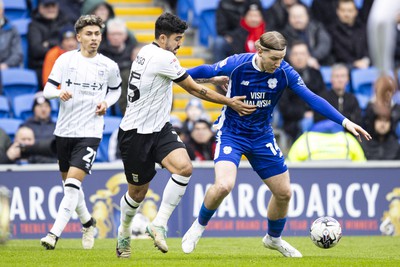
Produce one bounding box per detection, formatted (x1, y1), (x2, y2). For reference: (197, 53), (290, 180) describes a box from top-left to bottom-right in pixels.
(74, 15), (105, 34)
(155, 12), (188, 39)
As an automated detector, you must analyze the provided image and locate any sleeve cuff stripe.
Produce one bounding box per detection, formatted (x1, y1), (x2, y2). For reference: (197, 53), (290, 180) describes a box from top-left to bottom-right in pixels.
(173, 72), (188, 83)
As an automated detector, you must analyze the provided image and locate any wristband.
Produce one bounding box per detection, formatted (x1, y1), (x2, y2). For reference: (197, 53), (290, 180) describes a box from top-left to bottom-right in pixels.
(342, 118), (350, 128)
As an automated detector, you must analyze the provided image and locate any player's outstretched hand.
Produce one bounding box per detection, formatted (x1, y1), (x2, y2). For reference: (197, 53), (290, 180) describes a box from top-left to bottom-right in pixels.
(229, 95), (257, 116)
(59, 90), (72, 102)
(96, 101), (108, 116)
(344, 120), (372, 142)
(209, 76), (229, 92)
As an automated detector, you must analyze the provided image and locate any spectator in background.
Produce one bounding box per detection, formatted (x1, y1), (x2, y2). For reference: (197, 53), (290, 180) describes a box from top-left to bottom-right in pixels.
(363, 76), (400, 136)
(0, 0), (23, 70)
(395, 14), (400, 71)
(58, 0), (84, 25)
(81, 0), (114, 23)
(42, 25), (78, 86)
(288, 120), (366, 162)
(266, 0), (300, 32)
(82, 0), (138, 51)
(229, 2), (266, 55)
(21, 92), (56, 142)
(181, 98), (210, 136)
(329, 0), (370, 69)
(3, 127), (35, 164)
(279, 41), (326, 143)
(314, 64), (362, 125)
(282, 4), (332, 68)
(157, 0), (178, 13)
(185, 120), (216, 161)
(214, 0), (263, 61)
(310, 0), (338, 29)
(99, 18), (139, 115)
(0, 127), (12, 164)
(361, 106), (400, 160)
(1, 126), (57, 164)
(28, 0), (70, 88)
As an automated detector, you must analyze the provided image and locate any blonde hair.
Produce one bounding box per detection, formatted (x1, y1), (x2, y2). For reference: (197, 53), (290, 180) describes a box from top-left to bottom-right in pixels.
(255, 31), (287, 51)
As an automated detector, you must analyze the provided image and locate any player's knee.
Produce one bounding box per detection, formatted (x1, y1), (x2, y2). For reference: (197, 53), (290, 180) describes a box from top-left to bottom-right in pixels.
(275, 188), (292, 203)
(214, 183), (233, 197)
(175, 162), (193, 177)
(128, 188), (146, 203)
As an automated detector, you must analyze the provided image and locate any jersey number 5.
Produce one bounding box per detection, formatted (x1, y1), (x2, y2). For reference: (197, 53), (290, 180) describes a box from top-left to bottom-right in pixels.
(128, 71), (141, 103)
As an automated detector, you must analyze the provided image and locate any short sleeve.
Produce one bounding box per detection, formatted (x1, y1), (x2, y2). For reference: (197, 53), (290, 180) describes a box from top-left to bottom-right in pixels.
(157, 52), (186, 81)
(108, 61), (122, 90)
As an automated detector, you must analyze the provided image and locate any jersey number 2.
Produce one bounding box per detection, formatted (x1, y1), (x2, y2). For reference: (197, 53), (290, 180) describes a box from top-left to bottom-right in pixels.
(82, 147), (96, 165)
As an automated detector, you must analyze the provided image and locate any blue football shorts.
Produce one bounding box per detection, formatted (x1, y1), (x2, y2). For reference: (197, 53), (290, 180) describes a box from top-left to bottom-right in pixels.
(214, 129), (287, 179)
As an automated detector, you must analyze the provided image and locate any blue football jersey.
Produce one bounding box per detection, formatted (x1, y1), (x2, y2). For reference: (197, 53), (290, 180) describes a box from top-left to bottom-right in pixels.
(188, 53), (345, 136)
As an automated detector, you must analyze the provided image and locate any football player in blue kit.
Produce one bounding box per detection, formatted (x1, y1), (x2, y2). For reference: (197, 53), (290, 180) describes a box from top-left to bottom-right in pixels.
(181, 31), (371, 257)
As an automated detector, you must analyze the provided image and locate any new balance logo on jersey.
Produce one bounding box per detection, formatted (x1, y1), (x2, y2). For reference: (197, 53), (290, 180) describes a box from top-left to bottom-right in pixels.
(241, 80), (250, 86)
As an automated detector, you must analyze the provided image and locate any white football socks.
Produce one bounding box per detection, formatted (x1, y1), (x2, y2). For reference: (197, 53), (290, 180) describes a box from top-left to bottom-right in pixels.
(50, 178), (81, 237)
(75, 187), (92, 225)
(118, 192), (140, 237)
(151, 174), (191, 227)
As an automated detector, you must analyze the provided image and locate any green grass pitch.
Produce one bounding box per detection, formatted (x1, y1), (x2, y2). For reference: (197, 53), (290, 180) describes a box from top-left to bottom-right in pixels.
(0, 236), (399, 267)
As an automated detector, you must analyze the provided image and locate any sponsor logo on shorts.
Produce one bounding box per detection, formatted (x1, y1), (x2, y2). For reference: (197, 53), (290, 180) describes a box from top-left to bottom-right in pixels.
(132, 173), (139, 183)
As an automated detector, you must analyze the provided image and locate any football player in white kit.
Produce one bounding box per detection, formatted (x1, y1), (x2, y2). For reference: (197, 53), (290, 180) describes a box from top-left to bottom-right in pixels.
(40, 15), (122, 250)
(116, 13), (256, 258)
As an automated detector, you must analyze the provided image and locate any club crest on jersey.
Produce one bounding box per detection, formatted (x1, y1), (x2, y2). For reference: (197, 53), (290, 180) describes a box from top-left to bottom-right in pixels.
(98, 70), (105, 77)
(132, 173), (139, 183)
(297, 77), (305, 87)
(223, 146), (232, 155)
(267, 78), (278, 89)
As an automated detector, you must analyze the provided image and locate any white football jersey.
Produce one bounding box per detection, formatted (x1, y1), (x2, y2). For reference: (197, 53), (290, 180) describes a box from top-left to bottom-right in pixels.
(119, 43), (188, 134)
(48, 50), (121, 138)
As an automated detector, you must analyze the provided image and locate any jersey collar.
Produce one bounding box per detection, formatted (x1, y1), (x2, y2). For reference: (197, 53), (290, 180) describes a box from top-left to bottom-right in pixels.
(252, 54), (263, 72)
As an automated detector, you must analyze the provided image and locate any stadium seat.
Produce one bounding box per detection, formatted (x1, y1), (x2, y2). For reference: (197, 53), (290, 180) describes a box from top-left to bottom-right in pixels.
(49, 98), (59, 118)
(3, 0), (29, 21)
(261, 0), (276, 9)
(177, 0), (193, 22)
(351, 67), (378, 97)
(355, 93), (370, 110)
(12, 93), (35, 120)
(96, 116), (121, 162)
(0, 96), (11, 118)
(1, 68), (38, 103)
(192, 0), (219, 28)
(11, 18), (31, 68)
(198, 9), (217, 46)
(354, 0), (364, 9)
(0, 118), (23, 140)
(320, 66), (332, 89)
(300, 0), (313, 7)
